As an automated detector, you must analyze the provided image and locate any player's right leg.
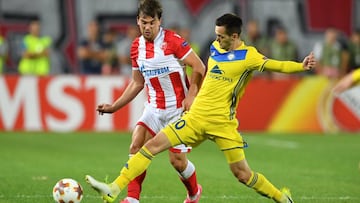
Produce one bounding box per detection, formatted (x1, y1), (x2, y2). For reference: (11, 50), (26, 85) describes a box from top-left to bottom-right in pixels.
(169, 151), (202, 203)
(121, 125), (153, 203)
(86, 131), (172, 203)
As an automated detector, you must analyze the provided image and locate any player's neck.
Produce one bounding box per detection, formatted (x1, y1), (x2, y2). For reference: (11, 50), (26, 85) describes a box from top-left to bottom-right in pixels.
(229, 40), (242, 51)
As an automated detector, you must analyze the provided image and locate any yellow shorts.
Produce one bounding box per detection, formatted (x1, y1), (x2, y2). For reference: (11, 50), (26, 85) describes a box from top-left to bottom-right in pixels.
(161, 112), (247, 163)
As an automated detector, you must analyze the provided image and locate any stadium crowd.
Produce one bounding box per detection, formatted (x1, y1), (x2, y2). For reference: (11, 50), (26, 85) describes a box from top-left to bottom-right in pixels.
(0, 18), (359, 79)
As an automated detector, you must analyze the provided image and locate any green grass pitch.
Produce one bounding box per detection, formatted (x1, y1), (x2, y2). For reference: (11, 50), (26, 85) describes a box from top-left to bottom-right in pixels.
(0, 131), (359, 203)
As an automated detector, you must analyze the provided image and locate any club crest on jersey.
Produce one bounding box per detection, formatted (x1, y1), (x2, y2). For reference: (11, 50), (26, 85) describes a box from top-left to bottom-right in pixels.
(161, 42), (167, 51)
(227, 52), (235, 60)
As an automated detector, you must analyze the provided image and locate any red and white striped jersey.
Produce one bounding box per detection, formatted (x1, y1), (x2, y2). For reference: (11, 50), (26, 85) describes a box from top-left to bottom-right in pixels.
(131, 27), (192, 110)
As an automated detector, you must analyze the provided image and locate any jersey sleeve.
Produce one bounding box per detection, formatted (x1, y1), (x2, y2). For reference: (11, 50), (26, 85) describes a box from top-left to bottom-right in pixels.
(166, 31), (192, 60)
(130, 37), (140, 69)
(245, 46), (267, 71)
(246, 46), (304, 73)
(262, 59), (303, 73)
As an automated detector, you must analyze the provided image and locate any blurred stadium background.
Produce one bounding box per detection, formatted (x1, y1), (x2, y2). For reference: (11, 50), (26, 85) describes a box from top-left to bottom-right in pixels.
(0, 0), (359, 73)
(1, 0), (359, 132)
(0, 1), (360, 202)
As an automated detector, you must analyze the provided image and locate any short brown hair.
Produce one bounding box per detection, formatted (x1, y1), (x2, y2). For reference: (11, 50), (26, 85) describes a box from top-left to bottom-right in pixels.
(137, 0), (163, 19)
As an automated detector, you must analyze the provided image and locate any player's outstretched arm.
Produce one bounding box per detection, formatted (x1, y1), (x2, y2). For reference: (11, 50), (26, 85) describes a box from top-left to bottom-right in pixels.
(263, 51), (316, 73)
(332, 68), (360, 94)
(332, 73), (354, 94)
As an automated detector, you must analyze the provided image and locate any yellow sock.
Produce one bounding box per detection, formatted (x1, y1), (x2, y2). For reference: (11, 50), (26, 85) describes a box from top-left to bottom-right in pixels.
(113, 147), (154, 190)
(246, 171), (283, 202)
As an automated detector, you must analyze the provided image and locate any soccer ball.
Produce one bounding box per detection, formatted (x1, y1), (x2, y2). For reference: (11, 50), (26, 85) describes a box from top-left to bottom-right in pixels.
(52, 178), (83, 203)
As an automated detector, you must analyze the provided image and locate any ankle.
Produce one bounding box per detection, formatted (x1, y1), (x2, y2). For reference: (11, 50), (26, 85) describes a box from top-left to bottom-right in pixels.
(125, 197), (139, 203)
(109, 182), (121, 195)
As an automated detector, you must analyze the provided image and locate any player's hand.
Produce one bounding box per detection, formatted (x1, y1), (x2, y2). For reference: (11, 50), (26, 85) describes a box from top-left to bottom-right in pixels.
(182, 95), (195, 111)
(96, 103), (114, 115)
(303, 52), (316, 70)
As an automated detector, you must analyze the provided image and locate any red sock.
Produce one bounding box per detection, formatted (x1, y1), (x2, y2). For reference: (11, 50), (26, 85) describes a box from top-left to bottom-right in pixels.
(181, 172), (198, 196)
(127, 170), (147, 200)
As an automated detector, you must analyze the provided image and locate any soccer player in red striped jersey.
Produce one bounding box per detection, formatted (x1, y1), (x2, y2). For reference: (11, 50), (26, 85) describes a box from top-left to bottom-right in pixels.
(95, 0), (205, 203)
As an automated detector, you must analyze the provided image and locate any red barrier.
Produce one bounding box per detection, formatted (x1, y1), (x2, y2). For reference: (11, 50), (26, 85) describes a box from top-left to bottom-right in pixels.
(1, 75), (359, 132)
(0, 75), (134, 131)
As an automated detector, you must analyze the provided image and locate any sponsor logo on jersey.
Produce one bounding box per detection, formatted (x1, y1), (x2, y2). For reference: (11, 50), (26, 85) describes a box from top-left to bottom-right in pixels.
(210, 65), (224, 74)
(209, 65), (232, 82)
(140, 64), (170, 77)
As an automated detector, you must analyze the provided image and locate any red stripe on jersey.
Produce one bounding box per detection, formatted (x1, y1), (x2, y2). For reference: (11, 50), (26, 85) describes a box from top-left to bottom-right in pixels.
(130, 37), (140, 68)
(149, 77), (166, 109)
(163, 29), (191, 59)
(169, 72), (186, 108)
(145, 41), (154, 59)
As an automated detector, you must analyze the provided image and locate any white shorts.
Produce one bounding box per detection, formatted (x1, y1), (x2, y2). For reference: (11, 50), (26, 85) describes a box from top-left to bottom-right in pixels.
(137, 105), (191, 153)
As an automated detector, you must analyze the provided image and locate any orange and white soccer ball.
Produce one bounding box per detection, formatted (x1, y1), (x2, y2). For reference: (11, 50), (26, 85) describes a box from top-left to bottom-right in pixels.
(52, 178), (83, 203)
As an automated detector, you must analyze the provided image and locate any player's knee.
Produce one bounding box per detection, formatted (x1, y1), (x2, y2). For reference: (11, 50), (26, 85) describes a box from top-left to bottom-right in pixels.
(129, 143), (142, 154)
(235, 170), (251, 184)
(231, 167), (251, 184)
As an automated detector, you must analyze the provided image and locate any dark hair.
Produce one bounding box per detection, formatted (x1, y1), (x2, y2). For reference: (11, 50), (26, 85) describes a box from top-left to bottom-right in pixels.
(354, 28), (360, 35)
(215, 13), (242, 36)
(137, 0), (162, 19)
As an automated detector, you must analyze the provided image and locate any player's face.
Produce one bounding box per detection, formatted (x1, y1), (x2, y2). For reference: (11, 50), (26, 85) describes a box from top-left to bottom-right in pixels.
(30, 21), (41, 37)
(215, 26), (233, 51)
(137, 14), (161, 41)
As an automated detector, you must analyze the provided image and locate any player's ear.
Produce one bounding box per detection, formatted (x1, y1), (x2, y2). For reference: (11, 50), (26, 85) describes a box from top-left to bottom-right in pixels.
(231, 33), (238, 40)
(136, 17), (140, 26)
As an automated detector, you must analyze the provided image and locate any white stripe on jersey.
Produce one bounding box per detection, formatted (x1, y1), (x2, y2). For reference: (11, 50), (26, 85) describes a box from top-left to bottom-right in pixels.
(132, 27), (191, 109)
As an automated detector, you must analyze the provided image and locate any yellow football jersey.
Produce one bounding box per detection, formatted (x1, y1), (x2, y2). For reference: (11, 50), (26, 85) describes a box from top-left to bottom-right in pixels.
(189, 40), (303, 121)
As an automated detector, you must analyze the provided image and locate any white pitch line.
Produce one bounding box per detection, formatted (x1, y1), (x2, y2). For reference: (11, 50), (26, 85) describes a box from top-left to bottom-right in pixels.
(299, 196), (359, 200)
(266, 139), (299, 149)
(1, 194), (359, 201)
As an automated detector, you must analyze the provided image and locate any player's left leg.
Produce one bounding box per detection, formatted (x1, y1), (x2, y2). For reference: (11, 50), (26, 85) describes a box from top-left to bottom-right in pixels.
(169, 151), (202, 203)
(212, 127), (293, 203)
(224, 148), (293, 203)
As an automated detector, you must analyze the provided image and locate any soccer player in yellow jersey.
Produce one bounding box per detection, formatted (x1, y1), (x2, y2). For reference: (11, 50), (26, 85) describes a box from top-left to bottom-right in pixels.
(86, 13), (316, 203)
(333, 68), (360, 94)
